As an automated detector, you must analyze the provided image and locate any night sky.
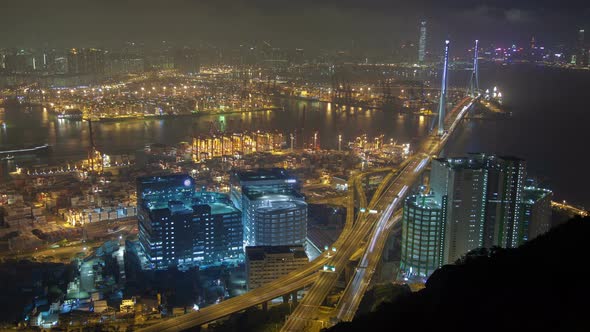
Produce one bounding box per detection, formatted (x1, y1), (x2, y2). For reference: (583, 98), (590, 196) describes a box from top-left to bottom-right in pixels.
(0, 0), (588, 50)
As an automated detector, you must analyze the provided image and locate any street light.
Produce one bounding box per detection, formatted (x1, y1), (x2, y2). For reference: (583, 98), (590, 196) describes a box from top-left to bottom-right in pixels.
(314, 132), (318, 150)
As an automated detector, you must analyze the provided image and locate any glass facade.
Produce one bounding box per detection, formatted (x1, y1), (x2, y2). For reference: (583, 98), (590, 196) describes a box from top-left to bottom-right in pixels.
(400, 194), (445, 281)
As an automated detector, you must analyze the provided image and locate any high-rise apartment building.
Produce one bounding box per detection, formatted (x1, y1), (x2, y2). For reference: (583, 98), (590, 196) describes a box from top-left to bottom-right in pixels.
(494, 156), (526, 248)
(137, 174), (242, 270)
(430, 154), (527, 264)
(431, 156), (487, 264)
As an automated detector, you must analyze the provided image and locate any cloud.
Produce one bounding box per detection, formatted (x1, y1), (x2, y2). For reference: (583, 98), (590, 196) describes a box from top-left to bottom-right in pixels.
(458, 5), (534, 24)
(504, 8), (532, 23)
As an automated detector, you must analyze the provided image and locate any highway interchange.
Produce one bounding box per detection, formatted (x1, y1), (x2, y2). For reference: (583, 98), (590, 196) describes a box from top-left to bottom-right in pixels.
(138, 96), (477, 332)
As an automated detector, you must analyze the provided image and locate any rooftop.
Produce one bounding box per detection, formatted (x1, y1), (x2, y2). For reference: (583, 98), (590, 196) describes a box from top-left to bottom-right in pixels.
(235, 168), (296, 183)
(436, 154), (525, 171)
(209, 202), (239, 215)
(435, 157), (485, 170)
(524, 186), (552, 203)
(255, 200), (307, 213)
(243, 188), (304, 201)
(146, 192), (239, 215)
(246, 245), (308, 261)
(406, 194), (442, 210)
(137, 173), (194, 186)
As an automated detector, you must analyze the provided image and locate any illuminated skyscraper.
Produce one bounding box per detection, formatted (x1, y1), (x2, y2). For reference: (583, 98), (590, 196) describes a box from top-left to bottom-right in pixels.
(399, 194), (445, 281)
(493, 156), (527, 248)
(431, 156), (487, 264)
(576, 29), (588, 67)
(418, 20), (427, 63)
(430, 154), (527, 264)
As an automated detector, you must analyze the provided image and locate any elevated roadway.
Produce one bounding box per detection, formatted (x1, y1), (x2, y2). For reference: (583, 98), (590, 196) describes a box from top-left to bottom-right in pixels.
(281, 154), (429, 332)
(282, 96), (475, 331)
(551, 201), (589, 217)
(335, 211), (402, 322)
(136, 169), (386, 332)
(138, 96), (476, 332)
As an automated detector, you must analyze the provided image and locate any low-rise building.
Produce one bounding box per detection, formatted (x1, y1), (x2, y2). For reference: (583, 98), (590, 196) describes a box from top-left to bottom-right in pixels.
(246, 245), (308, 290)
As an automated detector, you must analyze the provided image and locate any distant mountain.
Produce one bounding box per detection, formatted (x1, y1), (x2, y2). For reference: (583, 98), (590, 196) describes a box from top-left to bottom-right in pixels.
(328, 217), (590, 332)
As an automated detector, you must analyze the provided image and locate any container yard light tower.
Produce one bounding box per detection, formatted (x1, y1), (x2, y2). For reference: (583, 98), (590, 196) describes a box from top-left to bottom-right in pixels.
(469, 39), (480, 97)
(437, 40), (450, 136)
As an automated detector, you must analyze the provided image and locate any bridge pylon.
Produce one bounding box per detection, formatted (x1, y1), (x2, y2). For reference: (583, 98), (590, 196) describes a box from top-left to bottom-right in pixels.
(468, 39), (480, 97)
(437, 40), (450, 136)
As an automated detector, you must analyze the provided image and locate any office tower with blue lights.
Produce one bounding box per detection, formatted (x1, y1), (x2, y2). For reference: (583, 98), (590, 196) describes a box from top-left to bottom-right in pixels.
(231, 168), (307, 247)
(418, 20), (427, 62)
(399, 193), (445, 281)
(430, 154), (527, 264)
(137, 174), (242, 270)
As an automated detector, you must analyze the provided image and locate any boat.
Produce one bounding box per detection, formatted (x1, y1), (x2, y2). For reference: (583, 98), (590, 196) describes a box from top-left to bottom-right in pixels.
(98, 114), (144, 122)
(57, 109), (83, 120)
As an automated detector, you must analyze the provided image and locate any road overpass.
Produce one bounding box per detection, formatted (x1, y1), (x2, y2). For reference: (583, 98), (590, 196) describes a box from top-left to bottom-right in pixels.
(331, 97), (476, 326)
(137, 96), (477, 332)
(136, 169), (382, 332)
(551, 201), (589, 217)
(281, 96), (476, 331)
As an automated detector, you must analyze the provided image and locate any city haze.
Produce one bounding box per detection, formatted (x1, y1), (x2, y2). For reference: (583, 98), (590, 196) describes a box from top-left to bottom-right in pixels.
(0, 0), (588, 50)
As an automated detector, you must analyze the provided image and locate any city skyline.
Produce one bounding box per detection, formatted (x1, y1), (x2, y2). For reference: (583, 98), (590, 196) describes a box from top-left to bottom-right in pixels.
(0, 2), (589, 331)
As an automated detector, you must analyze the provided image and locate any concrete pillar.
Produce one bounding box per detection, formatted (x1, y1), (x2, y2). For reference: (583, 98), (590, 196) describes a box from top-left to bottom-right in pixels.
(291, 291), (298, 304)
(344, 262), (355, 285)
(262, 301), (268, 312)
(283, 294), (290, 304)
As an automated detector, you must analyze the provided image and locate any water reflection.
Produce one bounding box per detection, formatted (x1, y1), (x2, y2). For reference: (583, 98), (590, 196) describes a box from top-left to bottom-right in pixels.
(1, 98), (429, 166)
